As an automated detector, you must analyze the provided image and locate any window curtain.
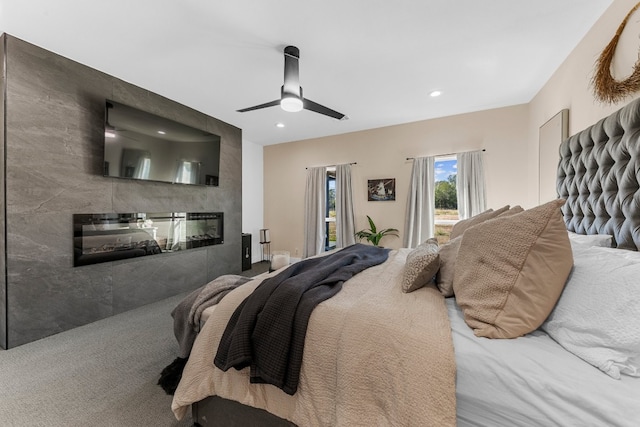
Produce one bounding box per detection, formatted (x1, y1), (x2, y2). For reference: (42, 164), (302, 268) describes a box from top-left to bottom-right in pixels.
(166, 213), (184, 251)
(404, 156), (435, 248)
(303, 166), (326, 258)
(335, 164), (355, 248)
(175, 161), (200, 184)
(457, 150), (487, 219)
(133, 156), (151, 180)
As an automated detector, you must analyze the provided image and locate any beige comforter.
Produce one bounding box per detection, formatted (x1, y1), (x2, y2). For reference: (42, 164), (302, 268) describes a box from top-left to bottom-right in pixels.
(172, 248), (456, 426)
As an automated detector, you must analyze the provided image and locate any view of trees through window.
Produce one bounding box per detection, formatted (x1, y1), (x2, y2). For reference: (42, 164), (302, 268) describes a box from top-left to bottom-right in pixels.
(434, 158), (458, 244)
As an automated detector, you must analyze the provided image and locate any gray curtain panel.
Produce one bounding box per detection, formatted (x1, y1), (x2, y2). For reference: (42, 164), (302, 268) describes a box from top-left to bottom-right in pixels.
(404, 156), (435, 248)
(457, 150), (487, 219)
(335, 164), (356, 248)
(303, 166), (327, 258)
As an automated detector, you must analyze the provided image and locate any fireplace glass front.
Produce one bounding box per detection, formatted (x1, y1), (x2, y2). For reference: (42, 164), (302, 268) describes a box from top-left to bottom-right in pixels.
(73, 212), (223, 267)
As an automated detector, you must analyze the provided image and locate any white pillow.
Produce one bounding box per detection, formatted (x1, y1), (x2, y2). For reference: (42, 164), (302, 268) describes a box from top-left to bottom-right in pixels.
(567, 231), (613, 248)
(589, 246), (640, 261)
(542, 246), (640, 379)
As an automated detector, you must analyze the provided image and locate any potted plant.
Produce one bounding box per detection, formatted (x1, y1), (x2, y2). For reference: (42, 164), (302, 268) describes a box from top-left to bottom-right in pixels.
(355, 215), (399, 247)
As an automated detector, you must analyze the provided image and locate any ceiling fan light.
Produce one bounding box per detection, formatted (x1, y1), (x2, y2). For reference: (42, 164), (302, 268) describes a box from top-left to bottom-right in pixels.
(281, 96), (303, 112)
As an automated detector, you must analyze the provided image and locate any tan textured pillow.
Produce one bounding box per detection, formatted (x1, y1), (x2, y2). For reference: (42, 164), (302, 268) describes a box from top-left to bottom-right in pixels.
(453, 199), (573, 339)
(499, 205), (524, 217)
(435, 236), (461, 297)
(402, 238), (440, 293)
(449, 205), (510, 240)
(436, 205), (516, 297)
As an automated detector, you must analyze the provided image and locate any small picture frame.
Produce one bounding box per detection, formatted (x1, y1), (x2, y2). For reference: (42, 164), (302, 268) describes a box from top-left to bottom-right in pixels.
(368, 178), (396, 201)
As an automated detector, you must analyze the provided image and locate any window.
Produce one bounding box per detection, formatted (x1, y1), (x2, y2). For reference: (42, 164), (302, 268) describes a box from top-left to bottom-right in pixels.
(434, 156), (458, 244)
(325, 168), (336, 251)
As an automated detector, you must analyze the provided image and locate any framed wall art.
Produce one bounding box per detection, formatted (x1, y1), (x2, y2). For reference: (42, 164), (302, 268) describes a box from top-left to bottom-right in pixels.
(539, 109), (568, 204)
(368, 178), (396, 201)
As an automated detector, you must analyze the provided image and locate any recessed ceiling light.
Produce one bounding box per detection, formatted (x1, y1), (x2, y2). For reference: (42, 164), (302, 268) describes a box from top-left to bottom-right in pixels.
(105, 131), (116, 138)
(429, 90), (442, 97)
(275, 123), (285, 128)
(157, 130), (166, 135)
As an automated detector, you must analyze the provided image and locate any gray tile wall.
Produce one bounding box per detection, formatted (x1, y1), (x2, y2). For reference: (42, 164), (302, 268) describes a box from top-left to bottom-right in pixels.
(1, 34), (242, 348)
(0, 35), (7, 349)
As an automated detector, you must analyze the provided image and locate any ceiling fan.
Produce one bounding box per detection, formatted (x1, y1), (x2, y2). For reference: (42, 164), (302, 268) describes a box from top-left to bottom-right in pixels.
(237, 45), (348, 120)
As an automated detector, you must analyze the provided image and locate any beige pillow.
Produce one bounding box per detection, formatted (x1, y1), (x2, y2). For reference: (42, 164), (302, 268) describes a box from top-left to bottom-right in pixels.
(436, 205), (516, 297)
(435, 236), (461, 297)
(453, 199), (573, 339)
(449, 205), (510, 240)
(499, 205), (524, 217)
(402, 238), (440, 293)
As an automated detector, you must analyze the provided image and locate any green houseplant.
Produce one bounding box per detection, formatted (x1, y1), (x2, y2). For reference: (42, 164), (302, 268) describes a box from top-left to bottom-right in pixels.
(355, 215), (399, 247)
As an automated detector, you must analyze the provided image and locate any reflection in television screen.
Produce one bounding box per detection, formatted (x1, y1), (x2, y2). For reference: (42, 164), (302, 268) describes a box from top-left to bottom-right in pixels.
(103, 100), (221, 186)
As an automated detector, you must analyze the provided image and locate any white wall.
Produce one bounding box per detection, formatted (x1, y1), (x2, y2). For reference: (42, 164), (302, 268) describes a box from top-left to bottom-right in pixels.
(263, 105), (530, 256)
(242, 139), (264, 263)
(528, 0), (640, 200)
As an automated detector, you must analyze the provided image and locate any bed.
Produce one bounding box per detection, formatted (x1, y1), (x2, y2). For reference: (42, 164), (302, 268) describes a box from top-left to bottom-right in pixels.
(170, 98), (640, 426)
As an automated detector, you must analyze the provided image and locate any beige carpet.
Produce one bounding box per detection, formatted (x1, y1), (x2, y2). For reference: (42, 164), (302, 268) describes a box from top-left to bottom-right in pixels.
(0, 292), (194, 427)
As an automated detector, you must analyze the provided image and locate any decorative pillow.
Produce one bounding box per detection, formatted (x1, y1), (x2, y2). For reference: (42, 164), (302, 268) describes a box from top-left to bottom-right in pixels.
(499, 205), (524, 217)
(453, 199), (573, 339)
(449, 205), (510, 240)
(402, 238), (440, 293)
(567, 231), (613, 248)
(435, 236), (461, 297)
(436, 205), (522, 297)
(542, 245), (640, 379)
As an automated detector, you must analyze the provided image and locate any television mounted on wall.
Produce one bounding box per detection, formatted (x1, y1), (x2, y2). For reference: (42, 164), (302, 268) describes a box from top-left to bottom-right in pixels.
(103, 100), (221, 186)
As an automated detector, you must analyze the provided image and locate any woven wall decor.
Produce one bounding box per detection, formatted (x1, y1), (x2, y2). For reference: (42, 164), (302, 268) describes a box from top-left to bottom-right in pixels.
(592, 2), (640, 103)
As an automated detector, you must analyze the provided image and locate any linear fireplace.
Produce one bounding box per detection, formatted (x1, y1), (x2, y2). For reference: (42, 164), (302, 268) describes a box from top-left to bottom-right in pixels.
(73, 212), (223, 267)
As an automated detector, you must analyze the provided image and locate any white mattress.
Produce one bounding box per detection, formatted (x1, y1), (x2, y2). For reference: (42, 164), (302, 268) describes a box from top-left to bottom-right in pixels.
(447, 299), (640, 426)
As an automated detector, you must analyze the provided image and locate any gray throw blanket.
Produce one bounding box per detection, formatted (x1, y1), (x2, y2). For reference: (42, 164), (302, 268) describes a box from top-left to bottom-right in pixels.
(214, 243), (390, 395)
(172, 274), (252, 358)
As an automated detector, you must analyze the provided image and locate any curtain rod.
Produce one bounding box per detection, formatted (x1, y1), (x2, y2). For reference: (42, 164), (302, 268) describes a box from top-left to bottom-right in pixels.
(305, 162), (357, 169)
(406, 148), (485, 161)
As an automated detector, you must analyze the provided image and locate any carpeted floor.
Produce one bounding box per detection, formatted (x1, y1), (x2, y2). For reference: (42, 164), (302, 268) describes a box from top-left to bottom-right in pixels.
(0, 292), (195, 427)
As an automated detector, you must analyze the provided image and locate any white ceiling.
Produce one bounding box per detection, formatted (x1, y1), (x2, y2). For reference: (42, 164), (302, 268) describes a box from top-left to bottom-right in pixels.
(0, 0), (613, 145)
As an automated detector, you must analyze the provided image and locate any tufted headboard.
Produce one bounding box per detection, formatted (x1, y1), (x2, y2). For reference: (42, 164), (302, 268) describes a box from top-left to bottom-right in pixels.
(557, 98), (640, 251)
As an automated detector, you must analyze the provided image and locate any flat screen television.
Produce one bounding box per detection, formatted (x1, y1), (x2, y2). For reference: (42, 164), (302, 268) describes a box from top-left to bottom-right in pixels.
(103, 100), (221, 186)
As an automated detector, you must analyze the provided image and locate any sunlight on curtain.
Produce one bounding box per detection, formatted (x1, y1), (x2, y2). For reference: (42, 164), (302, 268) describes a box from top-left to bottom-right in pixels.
(457, 150), (487, 219)
(335, 164), (355, 248)
(166, 214), (185, 251)
(133, 157), (151, 180)
(303, 167), (326, 258)
(175, 161), (201, 184)
(404, 156), (435, 248)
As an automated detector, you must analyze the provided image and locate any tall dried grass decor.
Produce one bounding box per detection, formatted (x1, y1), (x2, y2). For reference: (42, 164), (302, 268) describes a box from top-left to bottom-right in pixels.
(592, 2), (640, 103)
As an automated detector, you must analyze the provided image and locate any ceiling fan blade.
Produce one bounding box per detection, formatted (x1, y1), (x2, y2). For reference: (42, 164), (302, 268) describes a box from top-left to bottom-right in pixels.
(237, 100), (280, 113)
(303, 98), (348, 120)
